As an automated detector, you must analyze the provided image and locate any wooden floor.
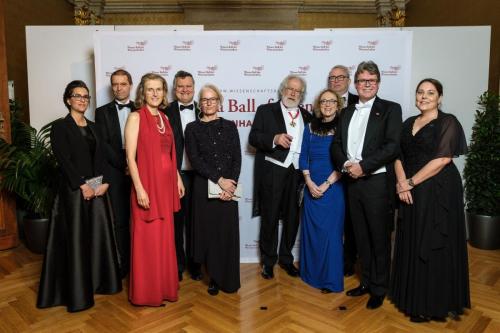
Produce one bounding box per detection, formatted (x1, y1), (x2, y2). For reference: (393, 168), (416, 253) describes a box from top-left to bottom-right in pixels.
(0, 244), (499, 333)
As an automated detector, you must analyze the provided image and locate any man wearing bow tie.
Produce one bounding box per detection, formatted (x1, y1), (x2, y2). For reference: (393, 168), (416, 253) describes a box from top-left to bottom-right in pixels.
(163, 70), (202, 282)
(328, 64), (359, 277)
(249, 75), (312, 280)
(331, 61), (402, 309)
(95, 69), (135, 278)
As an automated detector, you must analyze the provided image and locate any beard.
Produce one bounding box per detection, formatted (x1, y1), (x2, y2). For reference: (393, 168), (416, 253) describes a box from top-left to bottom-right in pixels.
(282, 97), (300, 109)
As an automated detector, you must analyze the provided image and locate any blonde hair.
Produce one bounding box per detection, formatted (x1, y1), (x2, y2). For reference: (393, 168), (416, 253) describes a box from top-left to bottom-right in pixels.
(135, 73), (169, 109)
(198, 84), (224, 104)
(312, 88), (343, 119)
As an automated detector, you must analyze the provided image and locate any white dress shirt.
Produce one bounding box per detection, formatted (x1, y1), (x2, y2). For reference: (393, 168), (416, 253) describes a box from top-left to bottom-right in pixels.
(179, 102), (196, 170)
(114, 100), (131, 148)
(346, 96), (386, 174)
(265, 102), (304, 169)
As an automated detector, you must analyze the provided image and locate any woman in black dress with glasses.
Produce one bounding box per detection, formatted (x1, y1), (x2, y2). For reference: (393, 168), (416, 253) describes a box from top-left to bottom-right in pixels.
(185, 84), (241, 296)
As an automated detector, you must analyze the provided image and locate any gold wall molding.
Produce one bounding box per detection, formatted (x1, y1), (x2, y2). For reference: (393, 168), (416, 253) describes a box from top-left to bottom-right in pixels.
(66, 0), (409, 28)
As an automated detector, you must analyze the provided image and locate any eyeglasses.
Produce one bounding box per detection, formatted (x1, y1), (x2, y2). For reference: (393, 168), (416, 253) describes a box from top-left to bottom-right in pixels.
(285, 87), (303, 95)
(320, 99), (338, 105)
(356, 79), (378, 86)
(328, 75), (347, 82)
(200, 97), (219, 104)
(70, 94), (91, 101)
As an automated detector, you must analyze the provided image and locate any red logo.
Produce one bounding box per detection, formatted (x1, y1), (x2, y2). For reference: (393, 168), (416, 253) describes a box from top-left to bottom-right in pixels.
(289, 65), (310, 76)
(312, 40), (333, 51)
(174, 40), (194, 51)
(197, 65), (218, 77)
(267, 40), (286, 51)
(358, 40), (379, 51)
(152, 65), (172, 77)
(220, 40), (240, 51)
(127, 40), (147, 52)
(105, 66), (127, 77)
(381, 65), (401, 76)
(244, 65), (264, 77)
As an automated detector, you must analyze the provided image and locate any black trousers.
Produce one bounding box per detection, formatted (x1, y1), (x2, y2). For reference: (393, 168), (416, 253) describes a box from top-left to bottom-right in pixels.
(174, 170), (200, 274)
(108, 170), (131, 278)
(259, 162), (302, 267)
(346, 173), (392, 296)
(343, 200), (358, 267)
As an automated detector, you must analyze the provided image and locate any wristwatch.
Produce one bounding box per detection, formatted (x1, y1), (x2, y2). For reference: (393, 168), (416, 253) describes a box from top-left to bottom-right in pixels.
(325, 179), (332, 186)
(408, 178), (415, 187)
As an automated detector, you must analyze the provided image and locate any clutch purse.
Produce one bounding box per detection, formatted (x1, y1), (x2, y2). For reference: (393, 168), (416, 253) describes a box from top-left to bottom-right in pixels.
(208, 180), (243, 201)
(85, 175), (103, 190)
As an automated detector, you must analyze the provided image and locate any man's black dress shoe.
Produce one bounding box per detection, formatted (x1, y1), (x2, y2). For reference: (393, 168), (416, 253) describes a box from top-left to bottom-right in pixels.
(279, 263), (300, 277)
(410, 315), (430, 323)
(321, 288), (333, 294)
(207, 280), (219, 296)
(190, 270), (203, 281)
(178, 271), (183, 281)
(366, 294), (385, 309)
(343, 263), (355, 277)
(261, 265), (274, 279)
(346, 284), (369, 297)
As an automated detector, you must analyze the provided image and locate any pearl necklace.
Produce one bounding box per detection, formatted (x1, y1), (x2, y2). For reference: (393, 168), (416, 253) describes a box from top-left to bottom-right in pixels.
(155, 113), (165, 134)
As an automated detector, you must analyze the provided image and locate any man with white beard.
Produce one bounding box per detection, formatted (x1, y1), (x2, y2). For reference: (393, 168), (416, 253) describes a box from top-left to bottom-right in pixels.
(249, 75), (312, 280)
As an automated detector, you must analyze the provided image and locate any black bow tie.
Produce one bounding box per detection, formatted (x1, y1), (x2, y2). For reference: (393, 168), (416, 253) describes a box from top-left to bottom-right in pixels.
(115, 101), (134, 110)
(179, 104), (194, 111)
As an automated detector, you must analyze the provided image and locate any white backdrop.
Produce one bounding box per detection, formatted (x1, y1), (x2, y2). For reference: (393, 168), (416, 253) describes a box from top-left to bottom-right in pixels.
(94, 30), (413, 262)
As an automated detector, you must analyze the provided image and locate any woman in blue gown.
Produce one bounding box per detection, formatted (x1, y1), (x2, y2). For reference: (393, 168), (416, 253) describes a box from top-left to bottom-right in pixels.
(299, 88), (345, 293)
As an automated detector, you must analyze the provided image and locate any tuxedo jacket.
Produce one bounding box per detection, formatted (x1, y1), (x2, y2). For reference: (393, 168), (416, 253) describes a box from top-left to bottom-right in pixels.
(95, 101), (131, 171)
(347, 92), (359, 107)
(163, 100), (200, 170)
(51, 114), (110, 190)
(331, 96), (402, 205)
(249, 100), (313, 216)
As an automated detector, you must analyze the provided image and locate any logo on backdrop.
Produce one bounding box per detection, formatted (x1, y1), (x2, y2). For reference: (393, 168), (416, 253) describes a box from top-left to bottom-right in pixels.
(197, 65), (218, 77)
(243, 65), (264, 77)
(358, 40), (379, 51)
(289, 65), (310, 76)
(105, 66), (127, 77)
(173, 40), (194, 51)
(266, 40), (286, 52)
(220, 40), (240, 51)
(381, 65), (401, 76)
(152, 65), (172, 77)
(312, 40), (333, 51)
(127, 40), (147, 52)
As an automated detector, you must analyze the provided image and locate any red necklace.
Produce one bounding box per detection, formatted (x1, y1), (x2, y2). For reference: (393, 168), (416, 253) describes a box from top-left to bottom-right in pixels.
(288, 110), (300, 127)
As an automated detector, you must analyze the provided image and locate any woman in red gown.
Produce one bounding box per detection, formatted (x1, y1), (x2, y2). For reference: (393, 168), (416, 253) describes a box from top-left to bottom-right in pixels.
(125, 73), (185, 306)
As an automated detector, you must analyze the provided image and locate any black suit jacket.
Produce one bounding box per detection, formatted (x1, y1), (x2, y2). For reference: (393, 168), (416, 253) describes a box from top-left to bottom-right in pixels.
(331, 96), (402, 206)
(163, 100), (200, 170)
(95, 101), (129, 171)
(347, 92), (359, 107)
(249, 100), (313, 216)
(51, 114), (110, 190)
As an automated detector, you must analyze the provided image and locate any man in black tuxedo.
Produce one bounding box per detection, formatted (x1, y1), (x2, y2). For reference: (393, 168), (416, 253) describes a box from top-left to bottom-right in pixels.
(249, 74), (312, 279)
(328, 64), (359, 277)
(95, 69), (134, 278)
(331, 61), (402, 309)
(163, 70), (202, 282)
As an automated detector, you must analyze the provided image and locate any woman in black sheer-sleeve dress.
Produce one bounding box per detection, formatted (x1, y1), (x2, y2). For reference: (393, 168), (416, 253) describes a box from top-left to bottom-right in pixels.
(389, 78), (470, 323)
(185, 84), (241, 296)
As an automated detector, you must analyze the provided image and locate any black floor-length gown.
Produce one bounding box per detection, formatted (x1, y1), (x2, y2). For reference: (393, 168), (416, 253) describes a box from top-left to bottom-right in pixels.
(389, 111), (470, 318)
(37, 117), (121, 312)
(185, 118), (241, 293)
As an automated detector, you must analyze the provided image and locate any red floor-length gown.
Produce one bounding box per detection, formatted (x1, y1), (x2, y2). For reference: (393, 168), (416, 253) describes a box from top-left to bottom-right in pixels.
(129, 107), (180, 306)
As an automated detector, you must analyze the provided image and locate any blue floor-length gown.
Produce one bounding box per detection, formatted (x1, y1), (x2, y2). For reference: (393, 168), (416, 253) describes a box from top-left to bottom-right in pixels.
(299, 121), (345, 292)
